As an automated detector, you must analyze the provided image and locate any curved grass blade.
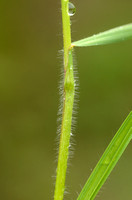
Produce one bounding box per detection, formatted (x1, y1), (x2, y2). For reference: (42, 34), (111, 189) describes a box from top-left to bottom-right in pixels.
(77, 112), (132, 200)
(72, 24), (132, 47)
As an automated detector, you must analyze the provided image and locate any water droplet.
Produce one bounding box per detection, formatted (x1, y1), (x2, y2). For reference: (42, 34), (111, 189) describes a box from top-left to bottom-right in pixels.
(70, 64), (73, 70)
(68, 2), (76, 16)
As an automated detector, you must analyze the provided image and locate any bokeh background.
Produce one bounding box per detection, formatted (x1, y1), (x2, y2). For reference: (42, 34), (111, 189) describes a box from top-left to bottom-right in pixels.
(0, 0), (132, 199)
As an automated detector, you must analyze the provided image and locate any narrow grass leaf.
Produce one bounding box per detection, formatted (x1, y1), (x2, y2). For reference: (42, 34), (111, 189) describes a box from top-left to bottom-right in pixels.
(72, 24), (132, 47)
(77, 112), (132, 200)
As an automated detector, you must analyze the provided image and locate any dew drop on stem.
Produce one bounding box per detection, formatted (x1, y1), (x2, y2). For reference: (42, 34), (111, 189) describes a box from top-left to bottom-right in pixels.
(68, 2), (76, 16)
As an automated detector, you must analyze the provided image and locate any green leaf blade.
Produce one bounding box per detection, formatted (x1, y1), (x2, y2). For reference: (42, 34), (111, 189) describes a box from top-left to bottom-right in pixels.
(77, 112), (132, 200)
(72, 24), (132, 47)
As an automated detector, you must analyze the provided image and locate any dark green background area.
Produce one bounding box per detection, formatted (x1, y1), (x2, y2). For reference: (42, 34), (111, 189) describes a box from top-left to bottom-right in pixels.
(0, 0), (132, 199)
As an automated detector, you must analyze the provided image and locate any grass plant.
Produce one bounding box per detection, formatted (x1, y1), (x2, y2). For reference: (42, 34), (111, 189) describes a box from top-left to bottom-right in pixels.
(54, 1), (132, 200)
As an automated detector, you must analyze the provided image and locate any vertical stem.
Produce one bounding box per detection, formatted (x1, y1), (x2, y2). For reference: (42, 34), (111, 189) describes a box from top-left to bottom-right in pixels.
(61, 0), (71, 68)
(54, 1), (74, 200)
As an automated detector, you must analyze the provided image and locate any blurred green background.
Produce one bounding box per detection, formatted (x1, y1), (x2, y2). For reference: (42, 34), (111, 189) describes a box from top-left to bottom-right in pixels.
(0, 0), (132, 199)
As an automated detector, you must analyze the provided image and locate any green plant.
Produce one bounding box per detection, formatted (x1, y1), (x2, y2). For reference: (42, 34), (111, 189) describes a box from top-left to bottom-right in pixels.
(54, 1), (132, 200)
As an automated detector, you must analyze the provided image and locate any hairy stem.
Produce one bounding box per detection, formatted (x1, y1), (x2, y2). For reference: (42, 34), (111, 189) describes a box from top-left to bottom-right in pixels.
(54, 1), (74, 200)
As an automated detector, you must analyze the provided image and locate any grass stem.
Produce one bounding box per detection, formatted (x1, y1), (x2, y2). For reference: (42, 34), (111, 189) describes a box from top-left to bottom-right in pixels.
(54, 1), (75, 200)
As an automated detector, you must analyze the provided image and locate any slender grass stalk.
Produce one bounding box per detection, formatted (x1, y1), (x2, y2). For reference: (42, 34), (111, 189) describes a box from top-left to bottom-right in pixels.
(54, 2), (132, 200)
(54, 1), (74, 200)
